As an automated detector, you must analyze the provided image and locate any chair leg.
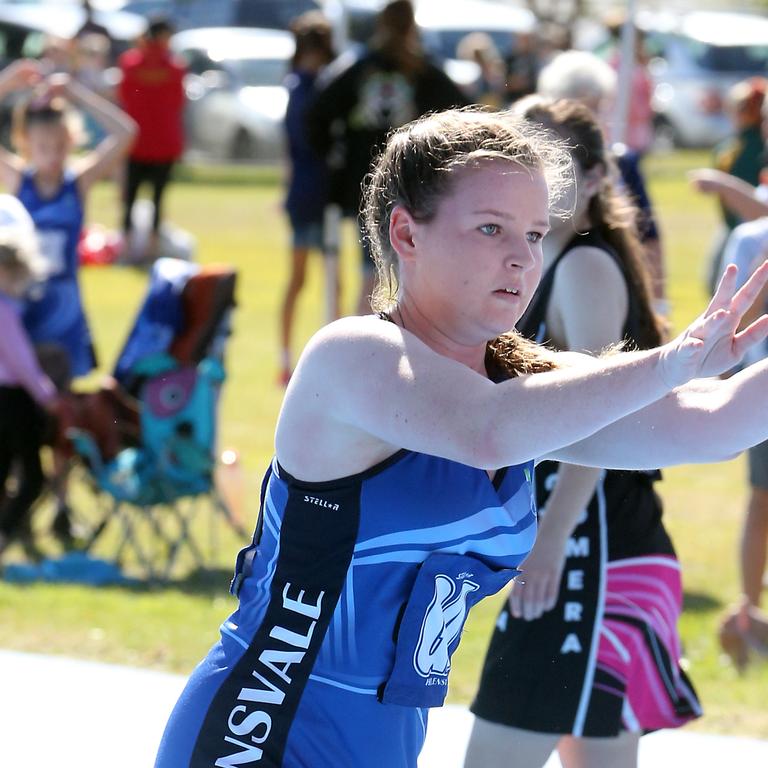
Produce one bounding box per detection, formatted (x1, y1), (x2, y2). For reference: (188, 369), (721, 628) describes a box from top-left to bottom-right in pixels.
(115, 503), (156, 578)
(211, 485), (249, 539)
(165, 499), (206, 575)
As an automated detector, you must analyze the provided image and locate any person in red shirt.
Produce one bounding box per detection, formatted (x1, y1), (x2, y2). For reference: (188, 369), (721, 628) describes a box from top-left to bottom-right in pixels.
(118, 15), (186, 260)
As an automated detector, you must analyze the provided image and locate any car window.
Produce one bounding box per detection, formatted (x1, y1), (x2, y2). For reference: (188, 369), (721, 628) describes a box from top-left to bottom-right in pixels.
(642, 31), (667, 60)
(678, 36), (768, 73)
(121, 1), (172, 17)
(21, 29), (45, 58)
(235, 0), (320, 30)
(173, 0), (232, 28)
(180, 48), (218, 76)
(0, 23), (37, 62)
(230, 58), (288, 87)
(420, 28), (514, 60)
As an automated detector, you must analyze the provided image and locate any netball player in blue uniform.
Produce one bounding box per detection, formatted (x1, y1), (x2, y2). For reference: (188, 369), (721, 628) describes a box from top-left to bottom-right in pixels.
(0, 58), (136, 539)
(156, 107), (768, 768)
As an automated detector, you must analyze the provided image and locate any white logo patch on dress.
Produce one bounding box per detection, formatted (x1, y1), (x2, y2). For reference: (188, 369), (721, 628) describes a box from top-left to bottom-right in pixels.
(413, 574), (479, 678)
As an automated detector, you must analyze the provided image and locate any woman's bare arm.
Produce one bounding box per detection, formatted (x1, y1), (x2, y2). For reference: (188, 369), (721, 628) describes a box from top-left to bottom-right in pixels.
(54, 75), (137, 193)
(0, 59), (42, 192)
(549, 355), (768, 468)
(276, 263), (768, 481)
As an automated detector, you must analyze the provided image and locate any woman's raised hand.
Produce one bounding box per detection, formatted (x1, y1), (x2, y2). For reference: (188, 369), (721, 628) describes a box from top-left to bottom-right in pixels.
(659, 261), (768, 387)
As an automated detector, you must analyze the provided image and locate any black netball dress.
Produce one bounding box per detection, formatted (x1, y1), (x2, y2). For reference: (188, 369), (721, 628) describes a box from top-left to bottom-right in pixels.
(470, 230), (702, 737)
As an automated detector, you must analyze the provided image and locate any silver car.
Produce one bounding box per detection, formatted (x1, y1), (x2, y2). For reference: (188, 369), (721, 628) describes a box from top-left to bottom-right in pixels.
(639, 10), (768, 148)
(171, 27), (294, 161)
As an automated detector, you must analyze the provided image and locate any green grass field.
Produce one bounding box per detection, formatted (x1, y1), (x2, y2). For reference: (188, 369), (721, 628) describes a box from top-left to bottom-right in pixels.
(1, 151), (767, 736)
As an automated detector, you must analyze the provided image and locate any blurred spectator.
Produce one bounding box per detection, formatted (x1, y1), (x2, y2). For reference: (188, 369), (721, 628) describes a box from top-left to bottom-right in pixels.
(117, 15), (186, 262)
(536, 49), (668, 311)
(307, 0), (466, 314)
(457, 32), (505, 108)
(691, 86), (768, 664)
(40, 35), (74, 76)
(716, 218), (768, 668)
(503, 30), (539, 105)
(0, 195), (61, 562)
(535, 22), (571, 68)
(690, 93), (768, 270)
(703, 78), (767, 292)
(536, 49), (614, 123)
(74, 0), (113, 57)
(279, 11), (336, 386)
(74, 33), (114, 97)
(73, 32), (116, 147)
(605, 15), (654, 155)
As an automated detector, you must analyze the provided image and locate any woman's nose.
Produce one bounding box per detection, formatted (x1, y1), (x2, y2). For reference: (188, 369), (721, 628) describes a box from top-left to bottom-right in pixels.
(504, 239), (536, 270)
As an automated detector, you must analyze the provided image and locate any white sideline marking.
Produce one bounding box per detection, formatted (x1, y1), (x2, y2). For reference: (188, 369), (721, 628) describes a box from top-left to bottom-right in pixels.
(0, 650), (766, 767)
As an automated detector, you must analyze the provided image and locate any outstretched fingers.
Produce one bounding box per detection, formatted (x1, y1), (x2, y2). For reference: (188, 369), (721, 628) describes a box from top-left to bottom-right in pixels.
(729, 260), (768, 317)
(732, 314), (768, 360)
(705, 263), (740, 315)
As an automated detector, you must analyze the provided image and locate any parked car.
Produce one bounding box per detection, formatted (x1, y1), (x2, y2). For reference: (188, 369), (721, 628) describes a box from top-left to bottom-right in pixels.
(636, 10), (768, 148)
(0, 2), (145, 65)
(170, 27), (293, 162)
(330, 0), (535, 93)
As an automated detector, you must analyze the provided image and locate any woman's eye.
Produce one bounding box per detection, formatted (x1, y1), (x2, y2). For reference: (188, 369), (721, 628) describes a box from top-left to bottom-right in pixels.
(479, 224), (500, 236)
(527, 232), (543, 243)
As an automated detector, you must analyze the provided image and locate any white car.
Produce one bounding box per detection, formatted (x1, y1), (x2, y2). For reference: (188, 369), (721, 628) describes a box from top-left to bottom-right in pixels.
(171, 27), (294, 162)
(638, 10), (768, 148)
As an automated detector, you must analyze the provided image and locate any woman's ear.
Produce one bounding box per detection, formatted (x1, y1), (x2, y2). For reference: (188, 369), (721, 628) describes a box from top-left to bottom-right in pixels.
(389, 205), (418, 262)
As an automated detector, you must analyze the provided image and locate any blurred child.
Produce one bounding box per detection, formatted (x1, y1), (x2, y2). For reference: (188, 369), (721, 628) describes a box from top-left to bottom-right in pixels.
(279, 11), (336, 386)
(0, 59), (136, 542)
(0, 194), (61, 560)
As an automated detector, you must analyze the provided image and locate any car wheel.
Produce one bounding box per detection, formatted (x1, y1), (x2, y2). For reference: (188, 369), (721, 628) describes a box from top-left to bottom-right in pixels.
(230, 129), (256, 161)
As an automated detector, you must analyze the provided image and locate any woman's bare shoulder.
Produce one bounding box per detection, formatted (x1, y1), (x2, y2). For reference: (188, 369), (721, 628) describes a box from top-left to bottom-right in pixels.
(274, 315), (409, 480)
(555, 244), (625, 288)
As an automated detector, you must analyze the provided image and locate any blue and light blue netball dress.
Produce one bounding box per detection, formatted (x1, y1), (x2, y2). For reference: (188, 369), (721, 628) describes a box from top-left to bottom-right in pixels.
(17, 169), (95, 377)
(155, 450), (537, 767)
